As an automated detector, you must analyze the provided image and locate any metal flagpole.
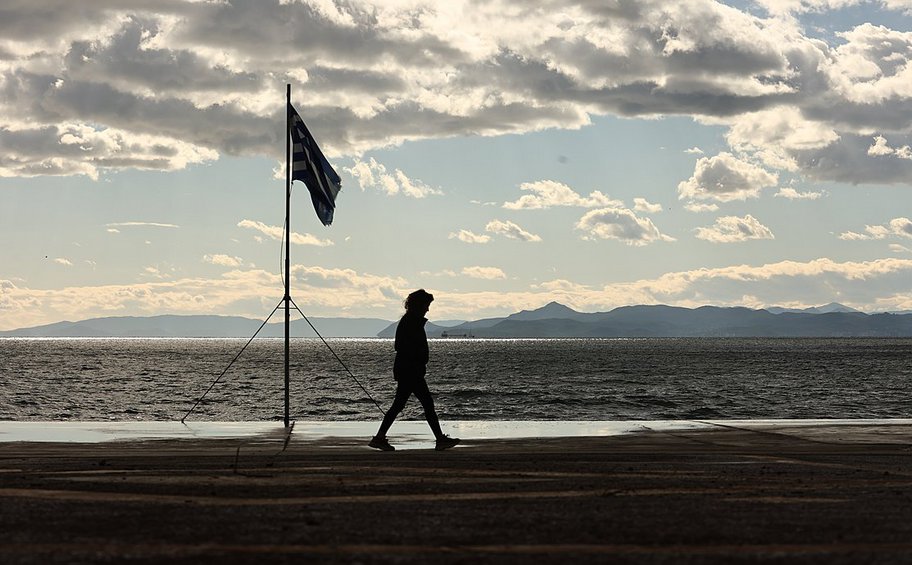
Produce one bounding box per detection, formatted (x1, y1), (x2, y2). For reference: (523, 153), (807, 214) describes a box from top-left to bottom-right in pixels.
(284, 83), (291, 428)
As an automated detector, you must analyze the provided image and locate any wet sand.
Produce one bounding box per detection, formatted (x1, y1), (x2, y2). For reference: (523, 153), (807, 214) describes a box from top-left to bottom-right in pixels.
(2, 421), (912, 564)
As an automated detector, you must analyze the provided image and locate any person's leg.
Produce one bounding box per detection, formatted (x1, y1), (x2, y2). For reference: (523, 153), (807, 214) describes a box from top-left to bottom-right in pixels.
(376, 381), (412, 437)
(412, 378), (444, 439)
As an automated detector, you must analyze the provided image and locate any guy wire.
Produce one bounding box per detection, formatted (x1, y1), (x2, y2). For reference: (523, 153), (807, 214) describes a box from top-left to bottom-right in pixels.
(181, 299), (284, 423)
(290, 297), (386, 416)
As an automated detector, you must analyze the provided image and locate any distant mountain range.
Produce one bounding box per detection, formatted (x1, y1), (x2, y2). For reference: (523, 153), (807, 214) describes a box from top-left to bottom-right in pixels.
(380, 302), (912, 338)
(0, 315), (391, 338)
(4, 302), (912, 338)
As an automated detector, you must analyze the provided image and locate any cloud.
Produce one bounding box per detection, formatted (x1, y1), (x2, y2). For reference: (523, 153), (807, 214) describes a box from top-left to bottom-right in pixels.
(345, 157), (442, 198)
(678, 152), (779, 202)
(141, 265), (174, 280)
(449, 229), (491, 244)
(775, 187), (823, 200)
(576, 207), (675, 246)
(684, 147), (705, 154)
(0, 123), (219, 180)
(237, 219), (332, 247)
(462, 266), (507, 280)
(0, 0), (821, 177)
(411, 257), (912, 320)
(485, 219), (542, 242)
(7, 256), (912, 329)
(839, 217), (912, 241)
(53, 257), (73, 266)
(106, 221), (179, 229)
(203, 254), (243, 267)
(868, 135), (912, 159)
(502, 180), (620, 210)
(695, 214), (775, 243)
(291, 265), (406, 296)
(0, 1), (910, 191)
(633, 197), (662, 213)
(683, 202), (720, 213)
(723, 106), (840, 171)
(0, 265), (412, 330)
(530, 279), (591, 293)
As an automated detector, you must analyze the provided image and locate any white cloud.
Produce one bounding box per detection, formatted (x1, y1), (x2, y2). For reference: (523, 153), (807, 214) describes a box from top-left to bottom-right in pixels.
(775, 187), (823, 200)
(106, 221), (179, 229)
(683, 202), (720, 213)
(291, 266), (406, 297)
(413, 257), (912, 321)
(576, 207), (675, 246)
(684, 147), (704, 154)
(839, 217), (912, 240)
(503, 180), (620, 210)
(724, 106), (840, 171)
(237, 219), (332, 247)
(203, 254), (243, 268)
(345, 158), (442, 198)
(53, 258), (73, 266)
(531, 279), (591, 293)
(868, 135), (912, 159)
(678, 153), (779, 202)
(633, 197), (662, 213)
(695, 214), (775, 243)
(485, 219), (542, 242)
(449, 229), (491, 244)
(462, 266), (507, 280)
(7, 256), (912, 330)
(0, 123), (218, 180)
(142, 265), (174, 280)
(0, 266), (411, 330)
(890, 243), (912, 253)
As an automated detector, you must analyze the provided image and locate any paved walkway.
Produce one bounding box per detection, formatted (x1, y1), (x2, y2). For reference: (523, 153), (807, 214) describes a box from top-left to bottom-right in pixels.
(1, 421), (912, 563)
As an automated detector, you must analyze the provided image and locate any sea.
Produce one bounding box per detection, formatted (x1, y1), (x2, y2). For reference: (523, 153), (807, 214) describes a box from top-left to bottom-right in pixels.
(1, 337), (911, 422)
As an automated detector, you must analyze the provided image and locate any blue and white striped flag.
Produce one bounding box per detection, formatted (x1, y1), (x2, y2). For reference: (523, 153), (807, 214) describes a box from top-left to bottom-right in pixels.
(289, 105), (341, 226)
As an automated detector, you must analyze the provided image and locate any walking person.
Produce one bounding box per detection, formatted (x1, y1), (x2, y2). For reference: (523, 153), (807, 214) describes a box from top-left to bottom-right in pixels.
(370, 289), (460, 451)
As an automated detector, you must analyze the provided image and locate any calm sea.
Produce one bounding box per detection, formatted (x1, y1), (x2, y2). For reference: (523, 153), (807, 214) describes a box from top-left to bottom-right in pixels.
(1, 337), (911, 421)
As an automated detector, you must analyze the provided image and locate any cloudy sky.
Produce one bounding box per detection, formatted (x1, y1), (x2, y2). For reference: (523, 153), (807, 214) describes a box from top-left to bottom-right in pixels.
(2, 0), (912, 329)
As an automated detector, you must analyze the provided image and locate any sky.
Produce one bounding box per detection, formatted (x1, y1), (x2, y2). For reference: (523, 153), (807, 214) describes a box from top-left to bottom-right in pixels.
(2, 0), (912, 330)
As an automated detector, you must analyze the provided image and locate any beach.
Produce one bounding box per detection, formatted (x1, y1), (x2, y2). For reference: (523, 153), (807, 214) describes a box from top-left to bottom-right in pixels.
(2, 420), (912, 564)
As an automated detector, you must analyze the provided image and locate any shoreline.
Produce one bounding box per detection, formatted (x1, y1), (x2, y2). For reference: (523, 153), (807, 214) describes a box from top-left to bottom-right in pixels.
(3, 418), (912, 446)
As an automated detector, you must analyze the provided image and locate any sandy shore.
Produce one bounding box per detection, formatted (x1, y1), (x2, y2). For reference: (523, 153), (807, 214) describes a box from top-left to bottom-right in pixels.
(2, 421), (912, 564)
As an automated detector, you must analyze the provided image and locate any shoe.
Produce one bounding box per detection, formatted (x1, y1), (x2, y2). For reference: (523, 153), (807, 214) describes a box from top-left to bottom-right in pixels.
(435, 435), (460, 451)
(368, 436), (395, 451)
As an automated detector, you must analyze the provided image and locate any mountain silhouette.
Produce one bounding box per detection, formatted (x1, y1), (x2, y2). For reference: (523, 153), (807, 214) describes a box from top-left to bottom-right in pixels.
(0, 315), (391, 338)
(424, 303), (912, 338)
(4, 303), (912, 338)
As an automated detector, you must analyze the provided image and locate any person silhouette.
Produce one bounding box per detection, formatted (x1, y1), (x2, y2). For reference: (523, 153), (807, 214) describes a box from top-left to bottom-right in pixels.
(370, 289), (460, 451)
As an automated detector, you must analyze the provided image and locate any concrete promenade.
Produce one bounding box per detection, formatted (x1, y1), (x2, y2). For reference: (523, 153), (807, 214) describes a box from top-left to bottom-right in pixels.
(1, 420), (912, 564)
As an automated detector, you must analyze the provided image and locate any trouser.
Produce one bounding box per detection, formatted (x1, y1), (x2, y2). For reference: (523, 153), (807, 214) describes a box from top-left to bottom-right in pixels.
(377, 377), (443, 438)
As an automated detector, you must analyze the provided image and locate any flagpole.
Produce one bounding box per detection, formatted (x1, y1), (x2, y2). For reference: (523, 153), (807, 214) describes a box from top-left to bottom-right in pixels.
(284, 83), (291, 428)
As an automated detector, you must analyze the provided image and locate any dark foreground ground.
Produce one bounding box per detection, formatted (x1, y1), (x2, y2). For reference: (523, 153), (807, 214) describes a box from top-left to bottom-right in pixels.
(2, 423), (912, 564)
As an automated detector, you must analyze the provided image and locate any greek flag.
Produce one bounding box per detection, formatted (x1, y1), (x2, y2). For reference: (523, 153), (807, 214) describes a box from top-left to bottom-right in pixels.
(289, 105), (341, 226)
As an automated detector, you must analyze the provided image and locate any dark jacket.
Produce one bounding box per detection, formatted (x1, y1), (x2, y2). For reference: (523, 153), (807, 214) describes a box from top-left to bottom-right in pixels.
(393, 312), (429, 381)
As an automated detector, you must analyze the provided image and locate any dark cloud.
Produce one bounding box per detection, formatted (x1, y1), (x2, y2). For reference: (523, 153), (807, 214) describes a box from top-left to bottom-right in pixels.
(0, 0), (909, 185)
(793, 134), (912, 184)
(63, 18), (261, 95)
